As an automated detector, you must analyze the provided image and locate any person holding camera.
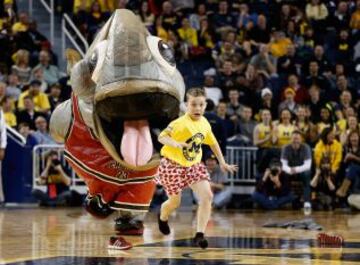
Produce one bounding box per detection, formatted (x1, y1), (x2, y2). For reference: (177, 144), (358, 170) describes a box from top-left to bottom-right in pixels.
(32, 151), (82, 207)
(311, 127), (342, 210)
(281, 130), (312, 213)
(252, 159), (295, 210)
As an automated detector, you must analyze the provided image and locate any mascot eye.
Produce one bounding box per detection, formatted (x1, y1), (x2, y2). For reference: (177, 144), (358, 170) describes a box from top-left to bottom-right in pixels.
(158, 41), (175, 66)
(88, 52), (98, 72)
(146, 36), (176, 75)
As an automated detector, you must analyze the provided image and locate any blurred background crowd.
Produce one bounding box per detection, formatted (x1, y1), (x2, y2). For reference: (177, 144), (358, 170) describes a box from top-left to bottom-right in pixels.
(0, 0), (360, 212)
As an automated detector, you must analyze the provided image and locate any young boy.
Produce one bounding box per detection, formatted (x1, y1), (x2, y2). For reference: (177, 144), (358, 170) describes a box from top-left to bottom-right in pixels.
(156, 88), (238, 249)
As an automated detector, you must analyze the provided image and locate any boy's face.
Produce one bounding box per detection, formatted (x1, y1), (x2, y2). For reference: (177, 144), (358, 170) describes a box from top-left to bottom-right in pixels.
(186, 95), (207, 121)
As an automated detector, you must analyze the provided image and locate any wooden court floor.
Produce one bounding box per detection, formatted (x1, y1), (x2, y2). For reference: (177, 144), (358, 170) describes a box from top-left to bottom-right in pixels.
(0, 208), (359, 265)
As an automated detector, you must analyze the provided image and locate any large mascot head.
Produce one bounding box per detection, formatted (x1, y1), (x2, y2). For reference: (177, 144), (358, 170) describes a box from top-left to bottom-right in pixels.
(66, 9), (185, 171)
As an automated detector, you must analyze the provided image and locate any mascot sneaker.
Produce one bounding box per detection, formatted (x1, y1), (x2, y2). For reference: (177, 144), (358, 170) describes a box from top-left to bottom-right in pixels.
(84, 195), (114, 219)
(115, 218), (144, 235)
(108, 236), (132, 250)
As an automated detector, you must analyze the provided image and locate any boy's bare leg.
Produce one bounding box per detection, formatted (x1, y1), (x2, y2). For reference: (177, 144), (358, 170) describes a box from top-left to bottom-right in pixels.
(158, 194), (181, 235)
(160, 194), (182, 221)
(190, 180), (213, 248)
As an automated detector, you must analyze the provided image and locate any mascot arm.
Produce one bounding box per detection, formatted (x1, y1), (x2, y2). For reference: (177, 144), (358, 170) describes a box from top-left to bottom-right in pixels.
(50, 99), (72, 143)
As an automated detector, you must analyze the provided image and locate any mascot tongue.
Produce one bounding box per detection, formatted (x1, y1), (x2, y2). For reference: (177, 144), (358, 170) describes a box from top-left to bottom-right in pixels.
(120, 120), (153, 166)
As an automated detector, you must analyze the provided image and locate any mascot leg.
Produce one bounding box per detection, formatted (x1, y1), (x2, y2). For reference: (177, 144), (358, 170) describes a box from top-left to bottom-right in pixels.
(114, 211), (145, 235)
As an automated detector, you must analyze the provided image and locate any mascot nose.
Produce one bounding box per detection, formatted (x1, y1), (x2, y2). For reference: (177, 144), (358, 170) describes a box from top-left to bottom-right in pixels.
(110, 21), (151, 66)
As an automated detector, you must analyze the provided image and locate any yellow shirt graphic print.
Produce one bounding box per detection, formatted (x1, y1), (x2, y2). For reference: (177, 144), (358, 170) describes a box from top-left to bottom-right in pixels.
(183, 133), (204, 161)
(160, 114), (217, 167)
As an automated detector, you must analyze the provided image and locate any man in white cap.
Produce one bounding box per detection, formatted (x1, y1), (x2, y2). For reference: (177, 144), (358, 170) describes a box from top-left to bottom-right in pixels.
(203, 68), (223, 105)
(258, 87), (277, 120)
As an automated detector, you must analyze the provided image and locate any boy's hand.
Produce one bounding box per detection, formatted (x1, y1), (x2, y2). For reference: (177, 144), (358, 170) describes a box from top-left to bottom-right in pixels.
(220, 163), (238, 174)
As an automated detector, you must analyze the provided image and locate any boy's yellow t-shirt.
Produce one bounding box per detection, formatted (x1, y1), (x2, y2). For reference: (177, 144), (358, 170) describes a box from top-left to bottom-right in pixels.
(160, 113), (217, 167)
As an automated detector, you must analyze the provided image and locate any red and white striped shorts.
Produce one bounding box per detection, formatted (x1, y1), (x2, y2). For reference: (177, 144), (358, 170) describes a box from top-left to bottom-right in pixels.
(155, 157), (210, 196)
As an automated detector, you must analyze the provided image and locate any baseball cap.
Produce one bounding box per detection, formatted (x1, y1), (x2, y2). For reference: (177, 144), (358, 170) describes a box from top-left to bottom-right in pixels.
(204, 152), (217, 161)
(203, 68), (216, 77)
(284, 87), (296, 95)
(261, 87), (272, 98)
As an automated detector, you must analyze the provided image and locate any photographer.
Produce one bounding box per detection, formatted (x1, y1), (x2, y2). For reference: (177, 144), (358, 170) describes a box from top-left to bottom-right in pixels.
(252, 159), (295, 210)
(32, 151), (82, 207)
(281, 130), (312, 213)
(311, 127), (342, 210)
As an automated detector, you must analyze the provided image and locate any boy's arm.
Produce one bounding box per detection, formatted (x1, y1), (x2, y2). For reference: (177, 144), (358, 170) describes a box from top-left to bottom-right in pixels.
(158, 134), (189, 149)
(209, 142), (238, 174)
(209, 142), (226, 165)
(158, 119), (189, 148)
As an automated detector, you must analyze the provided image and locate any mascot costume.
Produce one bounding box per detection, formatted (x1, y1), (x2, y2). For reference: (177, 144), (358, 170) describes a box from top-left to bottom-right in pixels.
(50, 9), (185, 248)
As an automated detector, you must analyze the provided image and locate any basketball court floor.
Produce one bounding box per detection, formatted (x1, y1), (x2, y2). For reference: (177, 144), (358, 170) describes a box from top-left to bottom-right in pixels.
(0, 208), (359, 264)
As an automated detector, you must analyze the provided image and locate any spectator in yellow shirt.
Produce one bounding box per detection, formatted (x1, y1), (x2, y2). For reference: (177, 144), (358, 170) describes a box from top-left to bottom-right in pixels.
(2, 96), (16, 128)
(313, 127), (342, 177)
(73, 0), (92, 13)
(269, 31), (293, 58)
(18, 80), (50, 113)
(12, 12), (29, 34)
(178, 17), (199, 48)
(97, 0), (116, 13)
(155, 16), (169, 41)
(350, 1), (360, 30)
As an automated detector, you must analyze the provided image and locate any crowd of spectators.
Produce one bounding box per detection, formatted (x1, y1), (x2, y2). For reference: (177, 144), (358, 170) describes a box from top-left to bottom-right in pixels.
(1, 0), (360, 211)
(0, 0), (67, 148)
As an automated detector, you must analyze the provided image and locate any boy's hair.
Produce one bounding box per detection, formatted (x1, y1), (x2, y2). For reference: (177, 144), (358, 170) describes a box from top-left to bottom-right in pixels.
(186, 87), (206, 101)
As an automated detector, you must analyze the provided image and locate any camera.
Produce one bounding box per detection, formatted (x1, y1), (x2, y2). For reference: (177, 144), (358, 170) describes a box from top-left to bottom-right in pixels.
(270, 167), (279, 176)
(52, 158), (61, 166)
(268, 158), (282, 176)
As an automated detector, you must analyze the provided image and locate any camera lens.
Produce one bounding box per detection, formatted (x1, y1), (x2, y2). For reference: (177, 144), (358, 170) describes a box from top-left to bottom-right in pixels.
(270, 168), (279, 175)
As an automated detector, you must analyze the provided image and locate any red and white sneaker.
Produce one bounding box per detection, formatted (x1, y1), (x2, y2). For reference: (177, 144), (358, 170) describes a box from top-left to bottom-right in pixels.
(317, 233), (344, 245)
(108, 236), (133, 250)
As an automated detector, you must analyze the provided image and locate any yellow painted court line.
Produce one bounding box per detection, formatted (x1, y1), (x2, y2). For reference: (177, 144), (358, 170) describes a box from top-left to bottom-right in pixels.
(0, 254), (59, 265)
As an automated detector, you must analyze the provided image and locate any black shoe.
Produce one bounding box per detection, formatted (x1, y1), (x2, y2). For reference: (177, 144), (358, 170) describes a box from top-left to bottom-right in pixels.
(84, 195), (114, 219)
(193, 232), (208, 249)
(114, 218), (144, 235)
(158, 213), (170, 235)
